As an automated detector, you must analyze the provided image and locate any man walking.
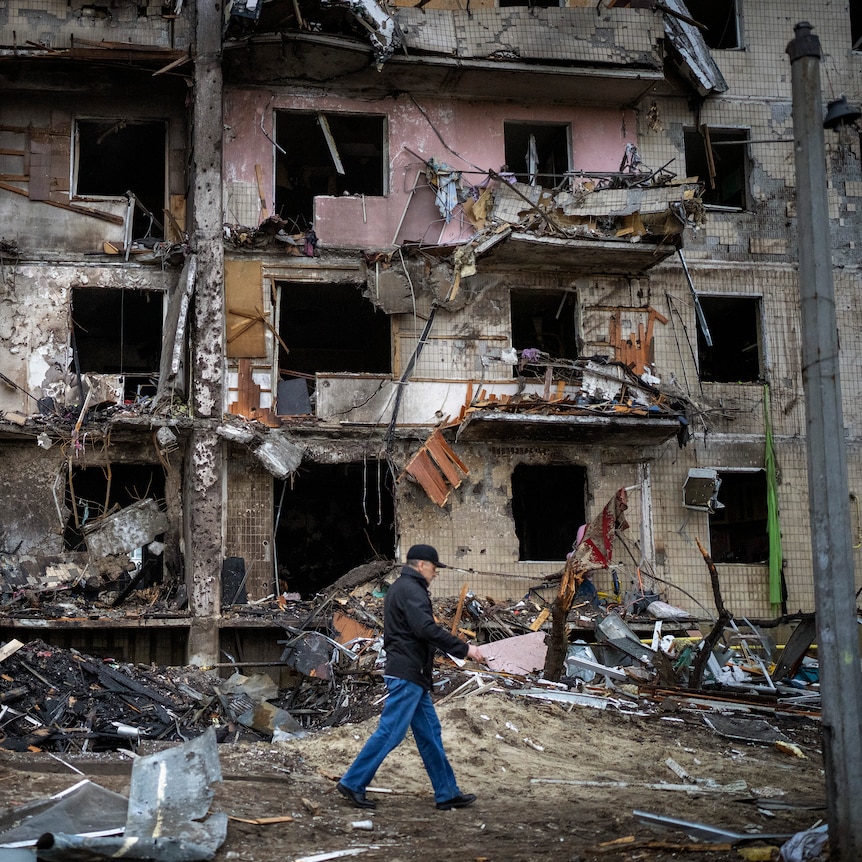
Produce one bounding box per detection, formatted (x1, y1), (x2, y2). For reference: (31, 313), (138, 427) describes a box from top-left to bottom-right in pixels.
(337, 544), (486, 811)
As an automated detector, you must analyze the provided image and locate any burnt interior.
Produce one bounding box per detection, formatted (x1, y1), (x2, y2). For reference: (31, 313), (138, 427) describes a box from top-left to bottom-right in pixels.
(274, 461), (395, 597)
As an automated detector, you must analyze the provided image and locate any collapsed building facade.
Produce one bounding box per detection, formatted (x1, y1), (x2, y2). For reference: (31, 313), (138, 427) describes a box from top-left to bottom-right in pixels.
(1, 0), (861, 668)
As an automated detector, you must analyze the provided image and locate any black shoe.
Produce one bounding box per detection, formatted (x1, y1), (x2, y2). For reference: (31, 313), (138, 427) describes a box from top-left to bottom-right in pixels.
(436, 793), (476, 810)
(337, 782), (377, 810)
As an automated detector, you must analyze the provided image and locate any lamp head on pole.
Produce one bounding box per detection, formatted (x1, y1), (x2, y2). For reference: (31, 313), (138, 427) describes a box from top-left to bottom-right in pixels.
(823, 95), (861, 129)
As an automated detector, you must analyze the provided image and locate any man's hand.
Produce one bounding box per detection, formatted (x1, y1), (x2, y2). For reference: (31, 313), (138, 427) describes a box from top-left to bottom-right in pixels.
(466, 644), (486, 664)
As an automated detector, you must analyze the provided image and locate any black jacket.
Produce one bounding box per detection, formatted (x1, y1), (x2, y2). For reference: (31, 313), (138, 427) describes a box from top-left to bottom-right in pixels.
(383, 564), (469, 690)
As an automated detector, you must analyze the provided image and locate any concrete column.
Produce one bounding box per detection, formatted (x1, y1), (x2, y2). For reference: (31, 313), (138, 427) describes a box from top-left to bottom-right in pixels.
(787, 22), (862, 859)
(186, 0), (225, 667)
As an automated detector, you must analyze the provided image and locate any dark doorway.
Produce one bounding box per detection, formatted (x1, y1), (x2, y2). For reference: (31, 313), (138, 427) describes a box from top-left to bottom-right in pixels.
(512, 463), (586, 561)
(277, 281), (391, 406)
(274, 111), (386, 230)
(72, 287), (163, 400)
(273, 461), (396, 597)
(75, 119), (166, 239)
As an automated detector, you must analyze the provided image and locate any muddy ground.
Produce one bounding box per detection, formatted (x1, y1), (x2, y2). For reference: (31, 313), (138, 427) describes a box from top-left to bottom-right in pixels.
(0, 685), (827, 862)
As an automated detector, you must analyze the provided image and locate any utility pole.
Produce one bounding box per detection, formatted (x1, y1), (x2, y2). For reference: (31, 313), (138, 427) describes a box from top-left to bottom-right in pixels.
(786, 22), (862, 859)
(186, 0), (225, 666)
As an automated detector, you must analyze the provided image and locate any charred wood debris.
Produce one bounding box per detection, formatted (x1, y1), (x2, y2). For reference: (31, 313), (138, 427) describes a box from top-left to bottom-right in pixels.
(0, 556), (824, 755)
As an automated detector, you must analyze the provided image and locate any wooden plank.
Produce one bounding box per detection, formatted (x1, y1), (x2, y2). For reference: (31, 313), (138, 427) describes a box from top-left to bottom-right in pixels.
(225, 259), (266, 357)
(404, 450), (450, 506)
(0, 180), (124, 224)
(450, 583), (469, 635)
(425, 432), (465, 488)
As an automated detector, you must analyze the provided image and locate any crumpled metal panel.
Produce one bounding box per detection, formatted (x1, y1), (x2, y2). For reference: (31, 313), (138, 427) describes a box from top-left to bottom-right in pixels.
(28, 729), (228, 862)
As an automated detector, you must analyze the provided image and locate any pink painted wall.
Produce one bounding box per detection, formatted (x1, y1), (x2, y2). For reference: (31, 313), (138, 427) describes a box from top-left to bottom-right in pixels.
(223, 89), (636, 248)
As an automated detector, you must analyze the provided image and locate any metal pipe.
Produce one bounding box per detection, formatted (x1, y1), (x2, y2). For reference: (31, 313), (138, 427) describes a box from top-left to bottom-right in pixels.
(787, 21), (862, 859)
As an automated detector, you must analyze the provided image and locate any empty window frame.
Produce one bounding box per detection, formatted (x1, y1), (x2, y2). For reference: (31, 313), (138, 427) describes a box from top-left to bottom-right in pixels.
(510, 289), (579, 361)
(512, 464), (586, 561)
(708, 469), (768, 564)
(72, 288), (164, 399)
(684, 127), (749, 210)
(503, 122), (571, 188)
(64, 462), (167, 580)
(73, 119), (167, 239)
(696, 295), (762, 383)
(853, 2), (862, 50)
(683, 0), (742, 50)
(274, 111), (387, 230)
(276, 281), (391, 406)
(273, 461), (395, 597)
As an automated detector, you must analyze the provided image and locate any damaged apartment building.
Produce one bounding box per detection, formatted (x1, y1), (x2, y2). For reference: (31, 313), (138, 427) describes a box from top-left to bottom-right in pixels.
(1, 0), (861, 668)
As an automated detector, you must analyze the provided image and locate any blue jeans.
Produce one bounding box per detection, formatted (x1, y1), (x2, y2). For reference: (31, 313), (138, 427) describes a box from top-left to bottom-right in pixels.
(339, 676), (461, 803)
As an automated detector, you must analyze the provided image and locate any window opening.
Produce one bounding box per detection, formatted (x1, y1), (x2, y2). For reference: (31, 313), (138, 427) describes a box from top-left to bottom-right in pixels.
(503, 122), (571, 188)
(696, 295), (762, 383)
(274, 111), (387, 230)
(72, 288), (163, 401)
(684, 127), (749, 210)
(64, 463), (167, 587)
(277, 281), (390, 409)
(510, 289), (579, 362)
(512, 464), (586, 561)
(273, 461), (395, 597)
(74, 119), (166, 240)
(684, 0), (742, 50)
(708, 470), (768, 564)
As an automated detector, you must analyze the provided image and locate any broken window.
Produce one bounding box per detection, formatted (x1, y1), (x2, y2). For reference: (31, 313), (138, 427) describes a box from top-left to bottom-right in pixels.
(273, 461), (395, 597)
(277, 281), (390, 407)
(708, 469), (768, 564)
(274, 111), (387, 230)
(683, 0), (742, 50)
(683, 127), (749, 210)
(511, 289), (579, 361)
(72, 288), (164, 400)
(503, 122), (571, 188)
(64, 463), (167, 582)
(512, 464), (586, 562)
(696, 295), (762, 383)
(73, 119), (167, 239)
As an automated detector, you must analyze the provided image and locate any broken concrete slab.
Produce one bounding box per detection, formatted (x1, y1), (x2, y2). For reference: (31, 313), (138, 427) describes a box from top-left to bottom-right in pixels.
(479, 630), (547, 675)
(81, 499), (169, 558)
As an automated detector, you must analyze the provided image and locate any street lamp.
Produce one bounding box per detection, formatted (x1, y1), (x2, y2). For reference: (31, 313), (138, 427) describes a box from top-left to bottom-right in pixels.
(786, 21), (862, 860)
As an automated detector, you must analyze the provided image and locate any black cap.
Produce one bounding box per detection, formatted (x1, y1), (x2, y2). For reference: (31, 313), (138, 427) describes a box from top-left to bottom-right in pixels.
(406, 544), (448, 568)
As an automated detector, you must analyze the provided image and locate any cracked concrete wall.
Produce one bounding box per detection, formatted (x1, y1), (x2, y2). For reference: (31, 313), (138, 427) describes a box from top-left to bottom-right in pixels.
(0, 264), (176, 414)
(0, 0), (191, 52)
(1, 80), (189, 255)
